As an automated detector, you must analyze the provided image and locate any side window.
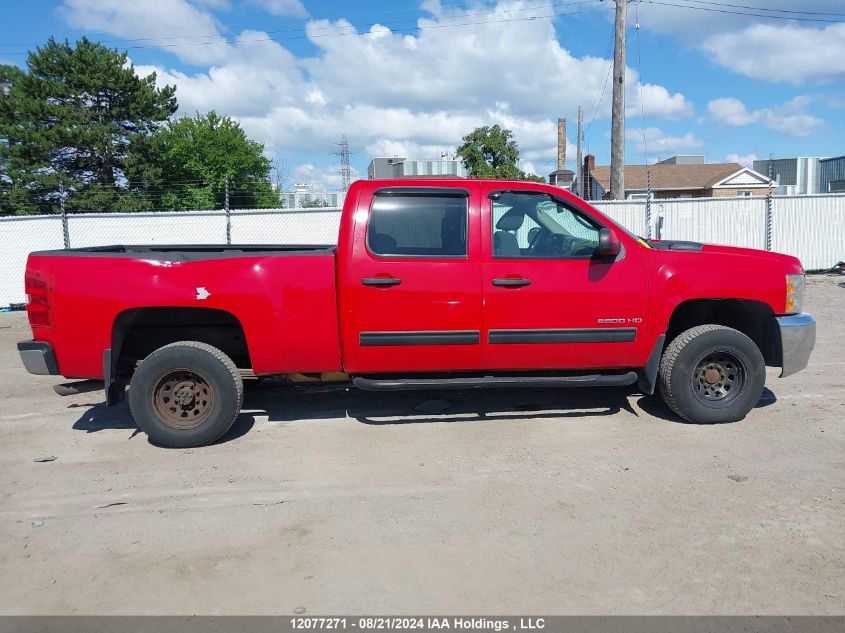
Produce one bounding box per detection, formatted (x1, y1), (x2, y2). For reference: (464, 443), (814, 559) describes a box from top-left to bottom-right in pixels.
(368, 194), (467, 257)
(491, 191), (601, 259)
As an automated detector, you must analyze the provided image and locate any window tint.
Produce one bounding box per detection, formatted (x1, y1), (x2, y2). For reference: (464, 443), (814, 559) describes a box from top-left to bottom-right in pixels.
(368, 195), (467, 257)
(491, 192), (601, 259)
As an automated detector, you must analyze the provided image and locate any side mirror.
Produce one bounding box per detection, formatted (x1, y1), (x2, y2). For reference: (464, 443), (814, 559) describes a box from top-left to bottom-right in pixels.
(598, 227), (621, 257)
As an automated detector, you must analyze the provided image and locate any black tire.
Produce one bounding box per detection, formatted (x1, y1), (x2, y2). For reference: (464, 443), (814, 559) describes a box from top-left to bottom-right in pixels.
(658, 325), (765, 424)
(129, 341), (244, 448)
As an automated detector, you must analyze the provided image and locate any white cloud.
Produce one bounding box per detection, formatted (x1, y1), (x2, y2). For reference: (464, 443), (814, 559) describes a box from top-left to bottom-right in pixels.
(250, 0), (308, 18)
(707, 98), (755, 127)
(291, 162), (360, 191)
(725, 153), (758, 168)
(633, 1), (845, 85)
(827, 94), (845, 109)
(58, 0), (231, 65)
(66, 0), (692, 170)
(708, 96), (823, 137)
(627, 127), (702, 157)
(135, 32), (303, 117)
(193, 0), (230, 9)
(366, 140), (464, 161)
(627, 83), (693, 119)
(702, 23), (845, 84)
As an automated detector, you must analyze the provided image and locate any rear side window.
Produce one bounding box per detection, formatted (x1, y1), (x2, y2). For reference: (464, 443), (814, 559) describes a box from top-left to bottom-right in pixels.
(367, 195), (468, 257)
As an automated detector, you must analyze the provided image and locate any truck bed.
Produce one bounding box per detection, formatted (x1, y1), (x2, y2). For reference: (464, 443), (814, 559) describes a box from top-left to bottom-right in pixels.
(25, 245), (342, 378)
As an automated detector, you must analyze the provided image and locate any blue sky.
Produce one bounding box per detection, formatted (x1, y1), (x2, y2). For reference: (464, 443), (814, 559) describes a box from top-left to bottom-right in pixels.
(2, 1), (844, 190)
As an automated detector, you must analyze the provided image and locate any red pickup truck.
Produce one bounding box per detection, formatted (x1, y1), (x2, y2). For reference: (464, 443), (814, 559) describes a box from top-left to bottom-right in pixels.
(18, 178), (815, 447)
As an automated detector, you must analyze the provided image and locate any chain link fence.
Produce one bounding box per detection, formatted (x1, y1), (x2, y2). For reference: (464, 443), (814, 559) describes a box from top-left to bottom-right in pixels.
(2, 194), (844, 307)
(592, 193), (845, 271)
(0, 207), (342, 306)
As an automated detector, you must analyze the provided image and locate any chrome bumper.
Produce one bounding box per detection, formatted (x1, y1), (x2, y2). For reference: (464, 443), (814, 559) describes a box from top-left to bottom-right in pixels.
(18, 340), (59, 375)
(776, 313), (816, 378)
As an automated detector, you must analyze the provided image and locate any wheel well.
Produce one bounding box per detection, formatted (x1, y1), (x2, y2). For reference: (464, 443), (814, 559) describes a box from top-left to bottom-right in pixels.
(665, 299), (781, 366)
(112, 307), (250, 376)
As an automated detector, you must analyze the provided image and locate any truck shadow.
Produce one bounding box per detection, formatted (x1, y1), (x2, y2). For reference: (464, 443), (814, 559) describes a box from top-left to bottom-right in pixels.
(71, 400), (256, 446)
(246, 383), (776, 427)
(70, 383), (778, 443)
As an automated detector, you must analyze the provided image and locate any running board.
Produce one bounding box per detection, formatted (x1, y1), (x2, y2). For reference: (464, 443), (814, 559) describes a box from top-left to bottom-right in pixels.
(352, 372), (637, 391)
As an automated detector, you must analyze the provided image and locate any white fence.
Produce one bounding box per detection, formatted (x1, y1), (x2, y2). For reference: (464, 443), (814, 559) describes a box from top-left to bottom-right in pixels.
(1, 194), (844, 307)
(593, 193), (844, 270)
(0, 207), (342, 306)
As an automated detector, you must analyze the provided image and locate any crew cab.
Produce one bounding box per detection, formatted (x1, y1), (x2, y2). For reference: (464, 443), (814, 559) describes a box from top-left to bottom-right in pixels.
(18, 179), (816, 447)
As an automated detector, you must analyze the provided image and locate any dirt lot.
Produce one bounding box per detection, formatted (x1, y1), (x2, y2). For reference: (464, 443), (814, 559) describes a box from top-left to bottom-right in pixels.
(0, 276), (843, 615)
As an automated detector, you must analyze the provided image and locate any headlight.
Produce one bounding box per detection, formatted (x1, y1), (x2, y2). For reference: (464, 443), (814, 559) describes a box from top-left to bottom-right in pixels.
(785, 274), (804, 314)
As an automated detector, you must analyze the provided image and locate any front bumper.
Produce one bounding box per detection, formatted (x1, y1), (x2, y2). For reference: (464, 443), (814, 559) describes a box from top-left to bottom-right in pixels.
(18, 340), (59, 375)
(776, 313), (816, 378)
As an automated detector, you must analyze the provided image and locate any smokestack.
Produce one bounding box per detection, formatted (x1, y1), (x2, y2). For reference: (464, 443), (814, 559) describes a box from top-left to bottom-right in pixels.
(557, 118), (566, 170)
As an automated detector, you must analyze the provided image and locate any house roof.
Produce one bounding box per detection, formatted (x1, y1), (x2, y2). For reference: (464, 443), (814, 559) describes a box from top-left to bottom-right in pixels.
(590, 162), (752, 192)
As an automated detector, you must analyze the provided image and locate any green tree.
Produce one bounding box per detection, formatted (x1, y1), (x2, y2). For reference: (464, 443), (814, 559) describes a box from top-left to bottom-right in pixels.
(0, 37), (176, 214)
(128, 111), (278, 210)
(456, 124), (545, 183)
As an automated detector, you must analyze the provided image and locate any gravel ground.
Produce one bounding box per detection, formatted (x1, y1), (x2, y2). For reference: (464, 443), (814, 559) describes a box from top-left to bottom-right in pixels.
(0, 276), (843, 615)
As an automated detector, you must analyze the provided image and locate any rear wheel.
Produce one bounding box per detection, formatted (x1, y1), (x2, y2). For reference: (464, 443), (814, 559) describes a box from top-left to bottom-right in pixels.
(658, 325), (765, 424)
(129, 341), (244, 447)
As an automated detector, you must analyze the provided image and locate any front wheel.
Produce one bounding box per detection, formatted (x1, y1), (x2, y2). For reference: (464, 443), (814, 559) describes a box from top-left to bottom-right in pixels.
(658, 325), (765, 424)
(129, 341), (244, 447)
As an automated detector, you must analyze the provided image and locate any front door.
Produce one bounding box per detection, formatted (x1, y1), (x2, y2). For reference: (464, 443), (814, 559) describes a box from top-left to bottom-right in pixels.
(340, 185), (483, 374)
(481, 190), (649, 371)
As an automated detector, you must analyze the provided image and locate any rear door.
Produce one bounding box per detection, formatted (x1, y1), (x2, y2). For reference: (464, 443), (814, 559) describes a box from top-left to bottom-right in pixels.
(339, 185), (483, 374)
(481, 188), (649, 370)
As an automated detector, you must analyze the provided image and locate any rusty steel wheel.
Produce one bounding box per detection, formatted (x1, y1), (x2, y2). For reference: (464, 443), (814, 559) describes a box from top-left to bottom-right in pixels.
(152, 369), (215, 429)
(130, 342), (243, 448)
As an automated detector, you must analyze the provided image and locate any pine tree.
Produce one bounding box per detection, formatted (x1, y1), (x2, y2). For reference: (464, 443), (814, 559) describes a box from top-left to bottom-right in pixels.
(0, 37), (176, 214)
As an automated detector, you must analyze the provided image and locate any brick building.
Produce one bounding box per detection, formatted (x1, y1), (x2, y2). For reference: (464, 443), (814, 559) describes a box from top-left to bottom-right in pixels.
(577, 155), (773, 200)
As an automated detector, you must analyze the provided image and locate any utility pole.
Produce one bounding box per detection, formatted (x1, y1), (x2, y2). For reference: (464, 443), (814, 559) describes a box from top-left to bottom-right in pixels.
(576, 106), (584, 198)
(609, 0), (627, 200)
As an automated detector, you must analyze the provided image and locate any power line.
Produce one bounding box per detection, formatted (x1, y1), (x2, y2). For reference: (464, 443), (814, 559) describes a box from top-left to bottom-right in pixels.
(0, 0), (598, 48)
(669, 0), (845, 18)
(0, 1), (610, 55)
(583, 26), (615, 135)
(634, 0), (649, 166)
(633, 0), (654, 204)
(608, 0), (627, 200)
(642, 0), (845, 24)
(582, 22), (616, 128)
(2, 0), (840, 57)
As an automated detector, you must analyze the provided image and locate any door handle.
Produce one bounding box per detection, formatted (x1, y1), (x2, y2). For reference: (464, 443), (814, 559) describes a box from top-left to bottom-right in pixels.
(361, 277), (402, 287)
(492, 278), (531, 287)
